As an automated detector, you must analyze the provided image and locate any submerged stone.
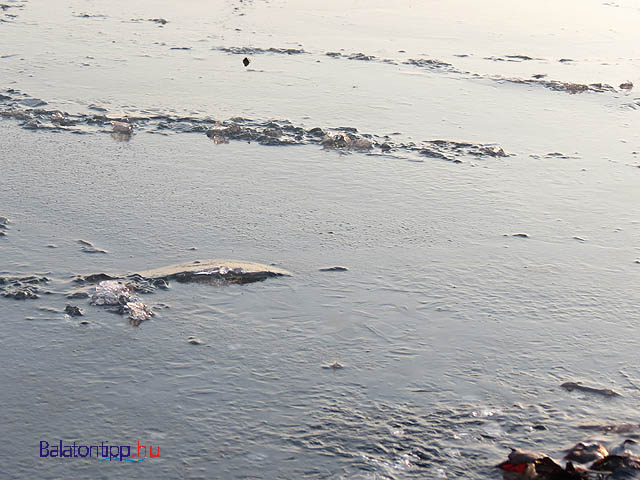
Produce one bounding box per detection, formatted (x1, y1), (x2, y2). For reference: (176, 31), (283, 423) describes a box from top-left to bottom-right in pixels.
(64, 305), (84, 317)
(0, 275), (49, 300)
(321, 132), (372, 151)
(565, 442), (608, 463)
(4, 286), (40, 300)
(134, 259), (291, 284)
(561, 381), (621, 397)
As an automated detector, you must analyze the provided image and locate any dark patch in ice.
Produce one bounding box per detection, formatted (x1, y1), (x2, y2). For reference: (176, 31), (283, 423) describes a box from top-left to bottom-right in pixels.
(130, 18), (168, 26)
(325, 50), (615, 95)
(0, 275), (50, 300)
(404, 58), (452, 69)
(505, 78), (615, 94)
(216, 46), (306, 55)
(1, 216), (9, 237)
(170, 47), (191, 51)
(326, 51), (396, 65)
(74, 13), (107, 19)
(19, 97), (47, 108)
(505, 54), (534, 61)
(0, 2), (23, 21)
(0, 89), (510, 163)
(529, 152), (580, 160)
(485, 54), (537, 62)
(88, 104), (108, 112)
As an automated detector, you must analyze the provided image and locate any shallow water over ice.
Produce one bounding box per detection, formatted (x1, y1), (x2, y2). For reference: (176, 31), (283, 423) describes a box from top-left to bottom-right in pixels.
(2, 127), (640, 478)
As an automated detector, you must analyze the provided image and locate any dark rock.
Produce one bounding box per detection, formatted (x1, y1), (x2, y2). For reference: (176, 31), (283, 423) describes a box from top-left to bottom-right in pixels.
(67, 291), (89, 299)
(64, 305), (84, 317)
(134, 259), (291, 285)
(564, 442), (608, 463)
(591, 455), (640, 473)
(0, 275), (49, 300)
(4, 286), (40, 300)
(307, 127), (325, 137)
(75, 273), (117, 284)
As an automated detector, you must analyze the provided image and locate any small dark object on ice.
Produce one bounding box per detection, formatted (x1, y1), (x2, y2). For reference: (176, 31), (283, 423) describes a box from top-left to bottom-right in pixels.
(243, 57), (250, 67)
(319, 266), (349, 272)
(620, 81), (633, 90)
(561, 381), (621, 397)
(511, 233), (529, 238)
(64, 305), (83, 317)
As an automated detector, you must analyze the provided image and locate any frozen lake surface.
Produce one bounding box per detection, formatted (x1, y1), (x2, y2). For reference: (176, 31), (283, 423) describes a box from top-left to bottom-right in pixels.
(1, 1), (640, 478)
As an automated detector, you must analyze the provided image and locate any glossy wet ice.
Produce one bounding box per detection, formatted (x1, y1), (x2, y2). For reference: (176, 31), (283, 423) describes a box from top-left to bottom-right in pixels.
(1, 1), (640, 479)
